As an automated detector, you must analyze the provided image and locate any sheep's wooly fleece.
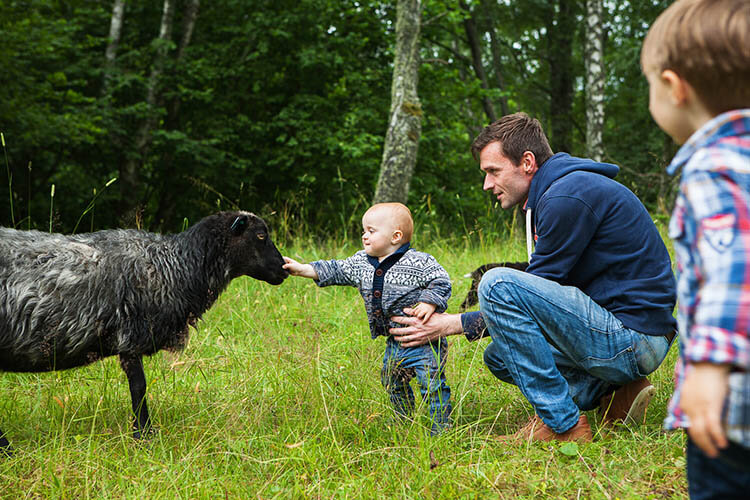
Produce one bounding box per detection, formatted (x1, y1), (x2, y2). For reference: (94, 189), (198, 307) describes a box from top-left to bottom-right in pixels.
(0, 210), (288, 450)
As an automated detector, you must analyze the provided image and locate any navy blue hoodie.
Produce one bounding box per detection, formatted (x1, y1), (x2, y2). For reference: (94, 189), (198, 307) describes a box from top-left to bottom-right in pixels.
(462, 153), (677, 337)
(526, 153), (676, 334)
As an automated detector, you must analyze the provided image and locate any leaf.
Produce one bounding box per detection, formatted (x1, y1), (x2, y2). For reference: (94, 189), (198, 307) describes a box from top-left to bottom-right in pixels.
(558, 442), (579, 456)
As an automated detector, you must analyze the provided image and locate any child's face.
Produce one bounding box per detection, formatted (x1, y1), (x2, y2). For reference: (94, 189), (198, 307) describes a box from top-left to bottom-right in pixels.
(645, 67), (696, 145)
(361, 208), (401, 259)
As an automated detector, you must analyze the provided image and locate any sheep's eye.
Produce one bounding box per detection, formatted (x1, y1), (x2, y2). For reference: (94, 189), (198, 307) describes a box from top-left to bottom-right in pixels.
(257, 233), (266, 240)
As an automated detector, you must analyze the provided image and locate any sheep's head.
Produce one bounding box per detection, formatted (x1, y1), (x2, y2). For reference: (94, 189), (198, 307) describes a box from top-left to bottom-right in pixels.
(225, 211), (288, 285)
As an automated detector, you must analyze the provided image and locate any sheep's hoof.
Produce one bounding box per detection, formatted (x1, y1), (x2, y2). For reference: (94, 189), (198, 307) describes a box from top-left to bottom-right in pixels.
(0, 436), (13, 458)
(132, 424), (157, 440)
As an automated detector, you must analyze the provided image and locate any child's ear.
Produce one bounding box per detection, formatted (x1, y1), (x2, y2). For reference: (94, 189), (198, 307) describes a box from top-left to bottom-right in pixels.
(661, 69), (690, 106)
(391, 230), (403, 244)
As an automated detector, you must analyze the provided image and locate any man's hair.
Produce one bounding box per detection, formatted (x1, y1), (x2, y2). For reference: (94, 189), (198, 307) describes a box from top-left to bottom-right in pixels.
(470, 112), (553, 167)
(641, 0), (750, 115)
(366, 203), (414, 242)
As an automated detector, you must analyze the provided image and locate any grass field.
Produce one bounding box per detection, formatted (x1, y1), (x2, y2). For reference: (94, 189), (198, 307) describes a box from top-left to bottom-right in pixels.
(0, 232), (687, 499)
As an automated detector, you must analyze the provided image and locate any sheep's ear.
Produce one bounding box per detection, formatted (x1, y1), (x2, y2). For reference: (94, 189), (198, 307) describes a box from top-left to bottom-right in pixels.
(230, 215), (248, 236)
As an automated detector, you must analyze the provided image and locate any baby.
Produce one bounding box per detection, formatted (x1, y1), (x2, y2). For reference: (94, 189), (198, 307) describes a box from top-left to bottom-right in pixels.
(283, 202), (453, 435)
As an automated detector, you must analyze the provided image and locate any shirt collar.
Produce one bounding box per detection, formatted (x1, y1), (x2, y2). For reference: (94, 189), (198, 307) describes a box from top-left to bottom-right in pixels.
(366, 242), (411, 268)
(667, 109), (750, 176)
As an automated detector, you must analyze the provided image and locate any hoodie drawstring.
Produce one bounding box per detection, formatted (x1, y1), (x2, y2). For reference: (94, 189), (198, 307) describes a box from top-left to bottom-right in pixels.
(526, 209), (534, 262)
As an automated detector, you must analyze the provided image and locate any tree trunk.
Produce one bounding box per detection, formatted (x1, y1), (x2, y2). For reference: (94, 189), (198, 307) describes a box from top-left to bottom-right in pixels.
(119, 0), (175, 220)
(103, 0), (125, 97)
(584, 0), (605, 161)
(461, 1), (496, 123)
(154, 0), (201, 229)
(373, 0), (422, 205)
(480, 0), (509, 117)
(547, 0), (576, 153)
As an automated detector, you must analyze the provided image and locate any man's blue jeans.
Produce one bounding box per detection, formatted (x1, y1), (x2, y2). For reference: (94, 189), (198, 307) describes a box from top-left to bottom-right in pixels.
(381, 336), (452, 434)
(478, 267), (672, 433)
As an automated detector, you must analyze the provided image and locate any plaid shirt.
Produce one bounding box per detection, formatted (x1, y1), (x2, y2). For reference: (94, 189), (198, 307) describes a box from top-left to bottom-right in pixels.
(664, 109), (750, 448)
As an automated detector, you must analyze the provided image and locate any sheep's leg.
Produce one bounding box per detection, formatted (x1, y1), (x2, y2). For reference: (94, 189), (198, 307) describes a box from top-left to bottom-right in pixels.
(119, 353), (152, 439)
(0, 428), (12, 456)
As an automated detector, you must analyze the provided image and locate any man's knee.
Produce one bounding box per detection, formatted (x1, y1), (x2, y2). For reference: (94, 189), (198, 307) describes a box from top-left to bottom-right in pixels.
(477, 266), (523, 306)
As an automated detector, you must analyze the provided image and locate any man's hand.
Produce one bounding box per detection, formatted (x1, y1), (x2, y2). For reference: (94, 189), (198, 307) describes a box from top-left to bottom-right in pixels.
(680, 362), (730, 458)
(389, 308), (463, 347)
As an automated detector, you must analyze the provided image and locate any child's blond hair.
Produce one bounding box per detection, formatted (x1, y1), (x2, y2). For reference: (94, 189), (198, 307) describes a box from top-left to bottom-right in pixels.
(366, 203), (414, 243)
(641, 0), (750, 115)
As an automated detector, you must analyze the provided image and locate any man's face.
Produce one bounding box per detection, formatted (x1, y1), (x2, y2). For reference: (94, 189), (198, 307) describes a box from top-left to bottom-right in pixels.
(480, 141), (534, 210)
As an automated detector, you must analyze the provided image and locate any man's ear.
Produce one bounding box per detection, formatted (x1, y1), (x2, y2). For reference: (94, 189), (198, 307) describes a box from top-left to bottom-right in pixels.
(391, 230), (404, 244)
(661, 69), (689, 105)
(521, 151), (538, 175)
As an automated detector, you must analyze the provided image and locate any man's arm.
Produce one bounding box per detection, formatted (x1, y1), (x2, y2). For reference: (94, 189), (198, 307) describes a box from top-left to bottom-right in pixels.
(389, 308), (464, 347)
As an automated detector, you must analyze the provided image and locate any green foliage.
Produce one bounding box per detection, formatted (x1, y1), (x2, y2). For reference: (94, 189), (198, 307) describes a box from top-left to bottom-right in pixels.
(1, 0), (678, 234)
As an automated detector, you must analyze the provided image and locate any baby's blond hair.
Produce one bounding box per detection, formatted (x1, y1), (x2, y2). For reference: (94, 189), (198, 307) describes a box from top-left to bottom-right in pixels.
(641, 0), (750, 115)
(365, 203), (414, 243)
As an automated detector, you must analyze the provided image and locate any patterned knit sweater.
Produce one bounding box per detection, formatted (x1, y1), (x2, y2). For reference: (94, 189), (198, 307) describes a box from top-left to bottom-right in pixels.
(311, 245), (452, 339)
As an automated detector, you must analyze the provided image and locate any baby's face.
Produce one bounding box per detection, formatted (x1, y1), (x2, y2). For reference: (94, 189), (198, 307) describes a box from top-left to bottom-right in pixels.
(361, 208), (401, 259)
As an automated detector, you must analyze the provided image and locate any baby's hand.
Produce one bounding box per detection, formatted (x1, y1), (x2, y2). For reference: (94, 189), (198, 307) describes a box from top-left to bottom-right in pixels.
(282, 257), (318, 279)
(411, 302), (437, 323)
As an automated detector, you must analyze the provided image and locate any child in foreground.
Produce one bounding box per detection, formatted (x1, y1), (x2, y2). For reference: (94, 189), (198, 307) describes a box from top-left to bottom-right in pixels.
(283, 202), (453, 435)
(641, 0), (750, 497)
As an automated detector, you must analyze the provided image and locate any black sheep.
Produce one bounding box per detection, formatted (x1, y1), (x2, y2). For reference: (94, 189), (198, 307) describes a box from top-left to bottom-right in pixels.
(0, 211), (288, 452)
(459, 261), (529, 311)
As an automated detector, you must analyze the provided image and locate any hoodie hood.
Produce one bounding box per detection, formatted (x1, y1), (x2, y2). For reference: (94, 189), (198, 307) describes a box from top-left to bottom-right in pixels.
(526, 153), (619, 212)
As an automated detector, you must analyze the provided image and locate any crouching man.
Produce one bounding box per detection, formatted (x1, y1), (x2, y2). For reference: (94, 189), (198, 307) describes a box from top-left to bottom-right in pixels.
(391, 113), (677, 442)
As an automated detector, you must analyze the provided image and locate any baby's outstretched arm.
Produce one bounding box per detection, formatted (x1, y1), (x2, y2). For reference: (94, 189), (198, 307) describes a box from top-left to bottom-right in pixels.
(411, 302), (437, 323)
(283, 257), (319, 280)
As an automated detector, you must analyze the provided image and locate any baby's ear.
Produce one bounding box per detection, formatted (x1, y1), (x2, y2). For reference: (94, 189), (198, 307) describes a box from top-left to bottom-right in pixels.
(391, 230), (404, 244)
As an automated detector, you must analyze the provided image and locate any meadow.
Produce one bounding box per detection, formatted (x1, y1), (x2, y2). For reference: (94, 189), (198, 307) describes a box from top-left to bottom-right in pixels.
(0, 228), (687, 499)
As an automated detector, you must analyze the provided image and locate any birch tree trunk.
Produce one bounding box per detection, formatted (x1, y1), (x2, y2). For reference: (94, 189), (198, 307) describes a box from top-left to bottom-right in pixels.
(373, 0), (422, 205)
(154, 0), (201, 228)
(585, 0), (605, 161)
(103, 0), (125, 97)
(119, 0), (175, 218)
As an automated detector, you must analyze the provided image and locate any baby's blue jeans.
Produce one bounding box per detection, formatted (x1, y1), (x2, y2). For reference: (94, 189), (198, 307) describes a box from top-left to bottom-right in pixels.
(381, 336), (452, 435)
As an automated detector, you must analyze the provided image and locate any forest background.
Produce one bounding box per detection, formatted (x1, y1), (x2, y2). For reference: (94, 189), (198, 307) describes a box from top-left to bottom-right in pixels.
(1, 0), (678, 239)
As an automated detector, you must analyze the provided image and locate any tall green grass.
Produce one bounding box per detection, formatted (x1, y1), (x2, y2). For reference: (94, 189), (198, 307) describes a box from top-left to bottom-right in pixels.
(0, 230), (687, 499)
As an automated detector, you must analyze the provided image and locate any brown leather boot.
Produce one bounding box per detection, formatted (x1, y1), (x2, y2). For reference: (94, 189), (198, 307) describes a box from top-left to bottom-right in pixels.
(598, 377), (655, 426)
(498, 414), (592, 443)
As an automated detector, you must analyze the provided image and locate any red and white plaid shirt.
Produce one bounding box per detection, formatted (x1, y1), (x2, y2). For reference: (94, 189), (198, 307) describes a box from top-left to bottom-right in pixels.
(664, 109), (750, 447)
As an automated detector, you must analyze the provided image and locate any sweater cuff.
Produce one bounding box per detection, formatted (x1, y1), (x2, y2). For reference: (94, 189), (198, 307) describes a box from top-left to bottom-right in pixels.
(461, 311), (488, 341)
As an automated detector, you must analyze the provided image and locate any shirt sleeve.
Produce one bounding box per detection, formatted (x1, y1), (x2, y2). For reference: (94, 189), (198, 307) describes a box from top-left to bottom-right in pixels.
(416, 255), (452, 312)
(310, 253), (362, 288)
(683, 161), (750, 369)
(461, 311), (489, 341)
